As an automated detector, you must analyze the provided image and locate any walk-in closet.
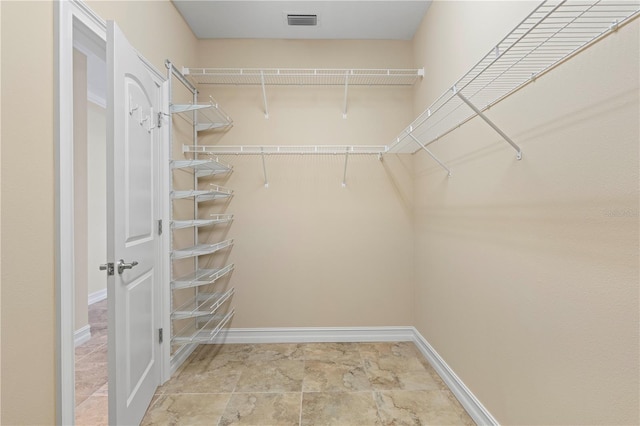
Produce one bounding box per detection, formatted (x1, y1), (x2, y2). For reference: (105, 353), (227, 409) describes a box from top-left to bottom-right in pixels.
(1, 1), (638, 425)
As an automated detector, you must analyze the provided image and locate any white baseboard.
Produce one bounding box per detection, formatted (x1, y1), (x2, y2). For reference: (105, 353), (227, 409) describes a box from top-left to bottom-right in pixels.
(74, 324), (91, 347)
(88, 288), (107, 305)
(207, 326), (497, 425)
(411, 330), (499, 426)
(212, 326), (416, 344)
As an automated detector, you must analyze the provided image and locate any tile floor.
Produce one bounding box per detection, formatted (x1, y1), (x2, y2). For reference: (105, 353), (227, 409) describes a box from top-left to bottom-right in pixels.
(143, 342), (475, 425)
(75, 299), (109, 425)
(75, 301), (475, 425)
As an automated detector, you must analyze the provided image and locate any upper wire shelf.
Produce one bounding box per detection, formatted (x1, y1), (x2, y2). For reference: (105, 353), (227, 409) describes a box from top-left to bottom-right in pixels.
(171, 159), (233, 177)
(170, 96), (233, 132)
(184, 68), (424, 86)
(388, 0), (640, 155)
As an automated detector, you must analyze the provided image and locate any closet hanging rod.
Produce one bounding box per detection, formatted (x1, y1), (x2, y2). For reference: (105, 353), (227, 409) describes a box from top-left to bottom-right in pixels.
(183, 68), (424, 86)
(183, 145), (388, 156)
(387, 0), (640, 159)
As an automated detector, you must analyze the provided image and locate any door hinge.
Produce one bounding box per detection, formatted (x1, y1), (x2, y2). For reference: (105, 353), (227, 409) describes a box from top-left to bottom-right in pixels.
(159, 328), (163, 344)
(158, 219), (163, 235)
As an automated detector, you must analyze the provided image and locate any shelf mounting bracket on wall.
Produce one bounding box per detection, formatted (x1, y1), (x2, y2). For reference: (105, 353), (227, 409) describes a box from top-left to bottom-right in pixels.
(406, 129), (452, 177)
(260, 70), (269, 119)
(453, 86), (522, 160)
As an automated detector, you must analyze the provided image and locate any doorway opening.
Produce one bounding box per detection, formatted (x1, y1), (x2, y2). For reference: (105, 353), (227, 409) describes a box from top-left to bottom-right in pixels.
(72, 20), (108, 425)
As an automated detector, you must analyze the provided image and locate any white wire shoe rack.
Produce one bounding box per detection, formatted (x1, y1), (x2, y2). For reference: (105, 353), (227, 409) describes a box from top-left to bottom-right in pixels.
(387, 0), (640, 175)
(166, 60), (236, 371)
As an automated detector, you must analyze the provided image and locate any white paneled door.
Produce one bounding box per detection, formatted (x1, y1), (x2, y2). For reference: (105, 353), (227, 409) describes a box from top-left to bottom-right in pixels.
(106, 21), (162, 426)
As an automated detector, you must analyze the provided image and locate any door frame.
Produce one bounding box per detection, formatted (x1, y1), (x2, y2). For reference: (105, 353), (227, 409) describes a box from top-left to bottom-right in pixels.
(54, 2), (169, 424)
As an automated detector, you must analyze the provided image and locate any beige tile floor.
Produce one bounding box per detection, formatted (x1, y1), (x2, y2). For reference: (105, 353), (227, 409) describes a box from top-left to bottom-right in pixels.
(143, 342), (475, 426)
(75, 299), (109, 426)
(76, 301), (475, 425)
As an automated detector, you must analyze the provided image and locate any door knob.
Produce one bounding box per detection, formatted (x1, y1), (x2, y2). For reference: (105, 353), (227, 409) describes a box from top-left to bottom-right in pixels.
(117, 259), (139, 274)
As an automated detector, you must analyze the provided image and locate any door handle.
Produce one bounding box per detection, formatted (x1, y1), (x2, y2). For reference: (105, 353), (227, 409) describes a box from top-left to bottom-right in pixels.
(117, 259), (139, 275)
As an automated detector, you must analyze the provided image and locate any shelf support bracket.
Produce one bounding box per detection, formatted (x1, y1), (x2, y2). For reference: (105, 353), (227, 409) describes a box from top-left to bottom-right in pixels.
(407, 131), (452, 177)
(455, 90), (522, 160)
(342, 71), (349, 119)
(260, 71), (269, 119)
(342, 148), (350, 187)
(261, 147), (269, 188)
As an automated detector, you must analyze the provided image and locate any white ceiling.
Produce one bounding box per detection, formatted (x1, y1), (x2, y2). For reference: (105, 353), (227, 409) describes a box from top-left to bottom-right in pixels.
(172, 1), (432, 40)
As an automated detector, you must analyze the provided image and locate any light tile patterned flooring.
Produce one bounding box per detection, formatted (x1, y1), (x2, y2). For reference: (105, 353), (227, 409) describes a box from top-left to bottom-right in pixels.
(76, 301), (475, 425)
(75, 299), (109, 425)
(143, 342), (475, 425)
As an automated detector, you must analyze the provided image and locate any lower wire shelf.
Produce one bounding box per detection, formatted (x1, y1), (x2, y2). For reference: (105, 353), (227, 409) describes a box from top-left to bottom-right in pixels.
(171, 264), (235, 290)
(172, 288), (235, 320)
(172, 309), (235, 345)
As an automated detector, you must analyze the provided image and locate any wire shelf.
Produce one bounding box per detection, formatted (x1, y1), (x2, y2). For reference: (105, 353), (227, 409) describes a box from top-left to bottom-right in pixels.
(170, 96), (233, 132)
(171, 239), (234, 260)
(171, 264), (235, 291)
(183, 144), (388, 155)
(171, 159), (233, 176)
(184, 68), (424, 86)
(172, 288), (235, 320)
(171, 214), (234, 230)
(171, 185), (233, 202)
(388, 0), (640, 154)
(172, 309), (235, 344)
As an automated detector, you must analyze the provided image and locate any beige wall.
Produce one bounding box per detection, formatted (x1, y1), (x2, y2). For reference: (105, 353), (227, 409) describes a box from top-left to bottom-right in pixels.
(87, 0), (198, 76)
(1, 2), (56, 423)
(0, 0), (3, 417)
(411, 2), (639, 425)
(0, 1), (198, 423)
(87, 101), (107, 297)
(74, 49), (90, 333)
(193, 39), (415, 328)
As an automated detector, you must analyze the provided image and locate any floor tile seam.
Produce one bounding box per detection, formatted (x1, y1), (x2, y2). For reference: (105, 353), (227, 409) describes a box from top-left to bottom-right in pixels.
(215, 392), (233, 426)
(75, 359), (108, 368)
(298, 387), (304, 426)
(301, 390), (380, 394)
(75, 381), (107, 392)
(75, 394), (107, 410)
(75, 344), (106, 362)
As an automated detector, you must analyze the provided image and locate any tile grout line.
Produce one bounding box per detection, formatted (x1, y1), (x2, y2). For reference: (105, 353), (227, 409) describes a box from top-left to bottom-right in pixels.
(299, 343), (306, 426)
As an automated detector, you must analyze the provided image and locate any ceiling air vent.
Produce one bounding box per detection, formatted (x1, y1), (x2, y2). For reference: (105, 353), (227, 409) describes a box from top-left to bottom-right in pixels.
(287, 14), (318, 26)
